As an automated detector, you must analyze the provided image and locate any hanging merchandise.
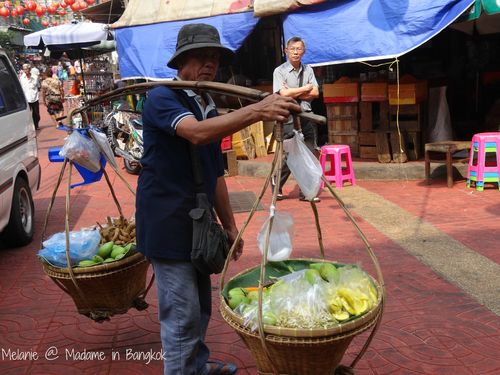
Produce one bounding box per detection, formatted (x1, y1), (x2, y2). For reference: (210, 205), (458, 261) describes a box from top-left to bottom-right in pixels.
(257, 210), (294, 262)
(283, 130), (323, 201)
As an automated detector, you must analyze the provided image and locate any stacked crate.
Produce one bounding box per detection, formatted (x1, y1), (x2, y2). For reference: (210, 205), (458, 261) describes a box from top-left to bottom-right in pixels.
(387, 79), (428, 161)
(359, 82), (389, 160)
(323, 81), (360, 156)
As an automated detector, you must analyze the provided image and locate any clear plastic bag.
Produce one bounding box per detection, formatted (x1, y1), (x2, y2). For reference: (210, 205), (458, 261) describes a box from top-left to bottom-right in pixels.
(257, 211), (294, 262)
(241, 269), (336, 331)
(283, 131), (322, 201)
(38, 229), (101, 267)
(89, 128), (117, 168)
(59, 131), (101, 173)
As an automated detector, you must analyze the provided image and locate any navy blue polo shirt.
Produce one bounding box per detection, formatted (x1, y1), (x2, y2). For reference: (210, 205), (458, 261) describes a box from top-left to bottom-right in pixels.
(135, 86), (224, 261)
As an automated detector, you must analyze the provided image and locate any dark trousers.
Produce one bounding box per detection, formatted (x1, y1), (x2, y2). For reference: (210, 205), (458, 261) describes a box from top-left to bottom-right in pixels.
(276, 120), (318, 195)
(29, 101), (40, 129)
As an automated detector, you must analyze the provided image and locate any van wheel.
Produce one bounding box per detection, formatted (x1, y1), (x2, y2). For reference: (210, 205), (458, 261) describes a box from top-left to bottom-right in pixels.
(3, 178), (35, 247)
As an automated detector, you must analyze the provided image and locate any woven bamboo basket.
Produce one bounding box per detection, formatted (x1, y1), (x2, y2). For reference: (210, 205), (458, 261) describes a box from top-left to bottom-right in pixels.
(219, 121), (385, 375)
(220, 262), (383, 375)
(40, 107), (153, 321)
(41, 252), (150, 320)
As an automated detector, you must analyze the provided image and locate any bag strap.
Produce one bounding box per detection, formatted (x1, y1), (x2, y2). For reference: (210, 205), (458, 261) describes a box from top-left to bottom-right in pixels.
(297, 64), (304, 105)
(175, 90), (205, 194)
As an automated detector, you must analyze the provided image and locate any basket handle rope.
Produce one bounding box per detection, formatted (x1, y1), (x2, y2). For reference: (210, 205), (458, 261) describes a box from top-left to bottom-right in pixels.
(219, 116), (386, 375)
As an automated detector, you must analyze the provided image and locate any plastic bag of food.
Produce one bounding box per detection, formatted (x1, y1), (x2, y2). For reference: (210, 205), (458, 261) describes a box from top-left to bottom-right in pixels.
(240, 269), (336, 331)
(89, 127), (117, 168)
(38, 229), (101, 267)
(59, 130), (101, 172)
(257, 210), (294, 262)
(283, 131), (322, 201)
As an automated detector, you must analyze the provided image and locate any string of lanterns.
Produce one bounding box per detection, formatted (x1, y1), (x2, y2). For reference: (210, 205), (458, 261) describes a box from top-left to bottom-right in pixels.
(0, 0), (96, 27)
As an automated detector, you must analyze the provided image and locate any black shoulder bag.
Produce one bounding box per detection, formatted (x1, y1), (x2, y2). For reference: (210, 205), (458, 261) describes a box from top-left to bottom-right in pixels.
(179, 90), (229, 275)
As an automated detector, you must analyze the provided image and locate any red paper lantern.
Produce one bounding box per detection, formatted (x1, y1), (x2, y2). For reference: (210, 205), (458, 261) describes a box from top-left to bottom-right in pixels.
(47, 4), (57, 14)
(52, 20), (58, 26)
(60, 1), (67, 8)
(41, 19), (48, 27)
(58, 9), (66, 16)
(10, 8), (17, 16)
(0, 7), (9, 17)
(65, 0), (75, 5)
(25, 1), (37, 12)
(78, 1), (87, 10)
(70, 2), (79, 11)
(87, 0), (94, 4)
(35, 5), (45, 16)
(15, 5), (24, 15)
(22, 17), (30, 25)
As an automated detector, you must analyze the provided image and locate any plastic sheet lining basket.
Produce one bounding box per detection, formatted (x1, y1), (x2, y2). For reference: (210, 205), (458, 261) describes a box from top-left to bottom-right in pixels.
(219, 120), (385, 375)
(41, 252), (150, 321)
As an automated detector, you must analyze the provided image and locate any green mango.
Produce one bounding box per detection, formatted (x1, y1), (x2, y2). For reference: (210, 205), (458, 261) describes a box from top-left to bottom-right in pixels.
(320, 263), (339, 283)
(103, 257), (115, 263)
(246, 291), (259, 301)
(78, 259), (98, 267)
(262, 312), (277, 326)
(228, 288), (246, 298)
(305, 269), (321, 285)
(124, 242), (136, 254)
(97, 241), (114, 258)
(114, 252), (126, 261)
(111, 245), (126, 259)
(309, 263), (324, 272)
(228, 295), (249, 310)
(92, 255), (104, 264)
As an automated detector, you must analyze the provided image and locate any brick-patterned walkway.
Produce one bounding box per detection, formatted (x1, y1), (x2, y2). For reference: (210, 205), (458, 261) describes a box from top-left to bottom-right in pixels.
(0, 107), (499, 374)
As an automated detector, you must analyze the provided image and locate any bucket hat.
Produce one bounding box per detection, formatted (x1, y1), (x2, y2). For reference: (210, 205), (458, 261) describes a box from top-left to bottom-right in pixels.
(167, 23), (234, 69)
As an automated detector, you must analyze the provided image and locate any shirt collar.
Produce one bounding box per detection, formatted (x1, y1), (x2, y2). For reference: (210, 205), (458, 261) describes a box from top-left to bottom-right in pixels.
(176, 76), (216, 117)
(285, 60), (302, 73)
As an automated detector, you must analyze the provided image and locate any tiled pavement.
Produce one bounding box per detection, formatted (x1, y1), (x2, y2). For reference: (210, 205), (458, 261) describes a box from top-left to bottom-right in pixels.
(1, 108), (499, 374)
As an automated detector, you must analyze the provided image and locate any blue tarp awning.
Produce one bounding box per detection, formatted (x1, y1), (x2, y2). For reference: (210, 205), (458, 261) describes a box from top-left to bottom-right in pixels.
(115, 12), (259, 80)
(284, 0), (475, 66)
(116, 0), (475, 79)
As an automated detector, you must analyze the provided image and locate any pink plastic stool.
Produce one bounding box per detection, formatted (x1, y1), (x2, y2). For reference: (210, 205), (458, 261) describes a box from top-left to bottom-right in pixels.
(319, 144), (356, 188)
(467, 132), (500, 191)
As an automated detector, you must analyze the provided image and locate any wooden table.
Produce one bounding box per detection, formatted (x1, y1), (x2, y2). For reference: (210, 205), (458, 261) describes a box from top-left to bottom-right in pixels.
(424, 141), (471, 188)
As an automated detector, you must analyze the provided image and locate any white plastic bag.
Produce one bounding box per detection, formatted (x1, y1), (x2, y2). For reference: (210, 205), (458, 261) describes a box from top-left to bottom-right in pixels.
(59, 131), (101, 172)
(257, 210), (294, 261)
(89, 128), (117, 168)
(283, 131), (322, 201)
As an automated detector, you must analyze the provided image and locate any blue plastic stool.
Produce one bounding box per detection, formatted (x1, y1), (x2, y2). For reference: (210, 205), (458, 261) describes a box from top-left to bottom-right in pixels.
(48, 146), (106, 188)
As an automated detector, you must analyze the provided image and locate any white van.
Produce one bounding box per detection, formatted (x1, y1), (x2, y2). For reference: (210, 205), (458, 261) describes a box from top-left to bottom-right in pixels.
(0, 48), (40, 247)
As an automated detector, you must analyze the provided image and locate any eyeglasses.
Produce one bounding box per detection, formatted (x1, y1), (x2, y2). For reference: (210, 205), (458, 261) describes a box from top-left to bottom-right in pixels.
(287, 47), (304, 52)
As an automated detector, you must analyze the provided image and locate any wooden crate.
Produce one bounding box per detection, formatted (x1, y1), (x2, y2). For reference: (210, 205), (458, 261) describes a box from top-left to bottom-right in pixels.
(404, 131), (421, 161)
(328, 131), (359, 157)
(390, 104), (424, 131)
(326, 103), (359, 134)
(249, 121), (267, 158)
(323, 82), (359, 103)
(232, 127), (256, 159)
(388, 81), (428, 105)
(361, 82), (388, 102)
(359, 145), (378, 159)
(358, 131), (377, 146)
(223, 150), (238, 176)
(359, 101), (390, 131)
